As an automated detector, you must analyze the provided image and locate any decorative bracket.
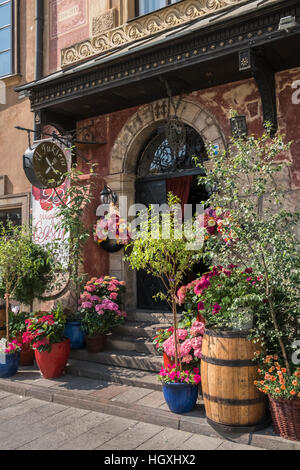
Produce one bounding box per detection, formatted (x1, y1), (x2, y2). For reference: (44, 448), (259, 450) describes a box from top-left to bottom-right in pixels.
(239, 49), (277, 135)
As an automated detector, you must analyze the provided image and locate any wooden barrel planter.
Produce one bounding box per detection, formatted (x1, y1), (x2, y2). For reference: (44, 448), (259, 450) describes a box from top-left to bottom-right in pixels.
(201, 329), (268, 432)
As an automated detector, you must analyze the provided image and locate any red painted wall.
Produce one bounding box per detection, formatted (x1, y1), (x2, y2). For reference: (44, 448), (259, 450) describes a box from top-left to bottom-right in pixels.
(78, 68), (300, 280)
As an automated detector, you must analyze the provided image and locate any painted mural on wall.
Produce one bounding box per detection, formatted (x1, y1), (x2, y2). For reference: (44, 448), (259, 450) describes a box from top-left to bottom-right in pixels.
(49, 0), (89, 71)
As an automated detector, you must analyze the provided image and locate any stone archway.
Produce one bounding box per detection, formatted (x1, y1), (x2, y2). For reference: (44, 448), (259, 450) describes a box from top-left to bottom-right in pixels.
(107, 98), (226, 314)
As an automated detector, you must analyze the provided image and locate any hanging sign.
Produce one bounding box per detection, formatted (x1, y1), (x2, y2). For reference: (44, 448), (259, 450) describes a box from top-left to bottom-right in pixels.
(23, 140), (68, 189)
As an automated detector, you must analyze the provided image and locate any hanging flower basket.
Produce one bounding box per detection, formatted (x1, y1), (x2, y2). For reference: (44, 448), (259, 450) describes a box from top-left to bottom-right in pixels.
(94, 203), (131, 252)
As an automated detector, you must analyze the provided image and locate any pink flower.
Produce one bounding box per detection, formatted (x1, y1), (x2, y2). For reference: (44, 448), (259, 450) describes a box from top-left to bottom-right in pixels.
(109, 292), (118, 300)
(212, 303), (221, 315)
(176, 329), (188, 341)
(194, 277), (210, 295)
(197, 302), (205, 311)
(194, 374), (201, 384)
(190, 321), (205, 336)
(194, 348), (202, 358)
(180, 339), (193, 356)
(82, 301), (93, 309)
(244, 267), (253, 274)
(86, 285), (96, 292)
(182, 354), (193, 364)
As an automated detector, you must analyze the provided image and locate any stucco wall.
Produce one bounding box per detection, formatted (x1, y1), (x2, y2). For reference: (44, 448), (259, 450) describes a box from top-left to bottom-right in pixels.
(0, 0), (36, 196)
(77, 68), (300, 285)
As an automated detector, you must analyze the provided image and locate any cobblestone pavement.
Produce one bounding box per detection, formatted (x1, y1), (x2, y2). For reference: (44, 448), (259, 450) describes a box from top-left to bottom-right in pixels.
(0, 391), (262, 451)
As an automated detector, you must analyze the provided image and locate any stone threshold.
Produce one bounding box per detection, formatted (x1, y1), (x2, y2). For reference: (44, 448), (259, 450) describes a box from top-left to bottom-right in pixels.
(0, 368), (299, 450)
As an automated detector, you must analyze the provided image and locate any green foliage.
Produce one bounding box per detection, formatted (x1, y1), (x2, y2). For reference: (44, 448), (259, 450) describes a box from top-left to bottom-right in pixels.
(197, 123), (300, 373)
(8, 310), (31, 337)
(55, 164), (95, 307)
(23, 303), (66, 353)
(125, 193), (202, 309)
(11, 242), (54, 306)
(125, 193), (202, 368)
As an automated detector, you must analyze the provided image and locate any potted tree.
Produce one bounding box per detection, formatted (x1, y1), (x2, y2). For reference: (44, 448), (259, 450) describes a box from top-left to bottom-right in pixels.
(197, 122), (299, 436)
(22, 304), (70, 379)
(6, 242), (54, 365)
(125, 193), (202, 413)
(0, 222), (49, 377)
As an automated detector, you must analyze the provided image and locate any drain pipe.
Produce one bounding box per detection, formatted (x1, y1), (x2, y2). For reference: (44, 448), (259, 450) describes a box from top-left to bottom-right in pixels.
(34, 0), (44, 140)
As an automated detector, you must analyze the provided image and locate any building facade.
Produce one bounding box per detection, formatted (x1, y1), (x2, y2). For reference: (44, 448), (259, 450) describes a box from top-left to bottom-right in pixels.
(6, 0), (300, 313)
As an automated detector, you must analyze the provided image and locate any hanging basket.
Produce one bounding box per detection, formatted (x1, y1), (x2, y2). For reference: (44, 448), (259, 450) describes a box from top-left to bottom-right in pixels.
(268, 396), (300, 441)
(100, 238), (125, 253)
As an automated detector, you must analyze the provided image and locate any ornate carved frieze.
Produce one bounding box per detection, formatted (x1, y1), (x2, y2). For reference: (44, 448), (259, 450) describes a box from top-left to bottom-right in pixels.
(92, 9), (116, 36)
(61, 0), (243, 66)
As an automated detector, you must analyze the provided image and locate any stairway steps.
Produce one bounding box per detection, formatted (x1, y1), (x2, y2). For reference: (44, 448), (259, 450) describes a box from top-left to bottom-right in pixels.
(66, 359), (161, 391)
(128, 310), (179, 323)
(107, 335), (157, 355)
(113, 321), (170, 339)
(69, 348), (162, 373)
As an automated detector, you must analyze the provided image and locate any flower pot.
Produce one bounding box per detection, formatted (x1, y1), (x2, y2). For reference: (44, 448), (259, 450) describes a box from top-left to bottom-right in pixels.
(268, 396), (300, 441)
(85, 334), (106, 353)
(15, 333), (35, 366)
(201, 329), (267, 430)
(0, 352), (20, 378)
(162, 383), (198, 414)
(100, 238), (124, 253)
(64, 321), (85, 349)
(34, 338), (70, 379)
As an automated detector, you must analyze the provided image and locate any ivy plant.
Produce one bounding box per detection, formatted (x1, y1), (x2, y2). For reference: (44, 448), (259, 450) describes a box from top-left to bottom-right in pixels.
(197, 122), (300, 375)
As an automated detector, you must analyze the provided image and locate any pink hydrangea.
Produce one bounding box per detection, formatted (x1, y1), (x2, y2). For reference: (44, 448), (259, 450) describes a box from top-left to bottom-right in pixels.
(190, 321), (205, 336)
(182, 354), (193, 364)
(82, 301), (93, 309)
(194, 348), (202, 358)
(191, 336), (203, 349)
(176, 329), (188, 341)
(180, 339), (193, 356)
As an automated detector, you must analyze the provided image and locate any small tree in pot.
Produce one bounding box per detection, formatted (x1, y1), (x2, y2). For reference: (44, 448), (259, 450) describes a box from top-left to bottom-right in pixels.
(0, 222), (54, 376)
(125, 193), (203, 412)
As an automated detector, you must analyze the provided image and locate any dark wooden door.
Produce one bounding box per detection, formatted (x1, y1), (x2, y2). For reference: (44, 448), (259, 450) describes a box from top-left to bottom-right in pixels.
(135, 179), (168, 310)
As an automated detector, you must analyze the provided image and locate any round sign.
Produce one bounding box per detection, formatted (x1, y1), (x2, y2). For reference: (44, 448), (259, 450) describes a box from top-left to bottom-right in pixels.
(23, 141), (68, 189)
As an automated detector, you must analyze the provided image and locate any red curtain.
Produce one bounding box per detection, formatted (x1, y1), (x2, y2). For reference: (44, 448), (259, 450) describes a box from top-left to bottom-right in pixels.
(166, 175), (192, 210)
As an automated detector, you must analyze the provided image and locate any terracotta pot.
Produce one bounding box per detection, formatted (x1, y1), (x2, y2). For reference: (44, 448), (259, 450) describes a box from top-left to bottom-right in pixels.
(86, 334), (106, 353)
(34, 338), (70, 379)
(15, 333), (35, 366)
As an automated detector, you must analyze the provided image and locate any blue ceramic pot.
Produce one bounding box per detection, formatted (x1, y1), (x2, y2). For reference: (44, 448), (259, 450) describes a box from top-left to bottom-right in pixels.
(0, 352), (20, 378)
(64, 321), (85, 349)
(162, 383), (198, 413)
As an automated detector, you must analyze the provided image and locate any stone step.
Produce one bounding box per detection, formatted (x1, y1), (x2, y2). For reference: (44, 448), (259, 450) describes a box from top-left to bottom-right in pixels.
(69, 348), (162, 373)
(113, 321), (170, 339)
(107, 335), (157, 355)
(129, 310), (180, 323)
(66, 359), (161, 391)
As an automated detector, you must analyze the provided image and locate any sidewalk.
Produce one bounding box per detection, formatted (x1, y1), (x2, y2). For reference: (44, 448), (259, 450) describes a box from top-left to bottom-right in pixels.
(0, 366), (299, 450)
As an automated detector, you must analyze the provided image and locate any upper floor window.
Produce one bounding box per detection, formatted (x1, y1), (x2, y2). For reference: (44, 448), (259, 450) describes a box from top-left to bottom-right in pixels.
(136, 0), (181, 17)
(0, 0), (13, 77)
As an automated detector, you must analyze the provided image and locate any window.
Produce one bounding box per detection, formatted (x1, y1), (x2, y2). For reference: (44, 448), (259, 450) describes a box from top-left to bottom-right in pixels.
(0, 0), (13, 77)
(136, 0), (181, 17)
(137, 124), (207, 178)
(0, 208), (21, 227)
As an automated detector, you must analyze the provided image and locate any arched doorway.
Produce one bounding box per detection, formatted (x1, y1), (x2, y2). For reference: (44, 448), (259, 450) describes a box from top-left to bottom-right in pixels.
(135, 122), (209, 310)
